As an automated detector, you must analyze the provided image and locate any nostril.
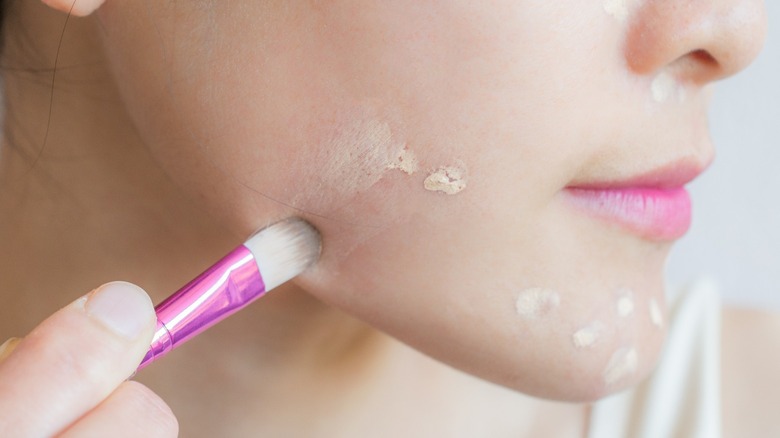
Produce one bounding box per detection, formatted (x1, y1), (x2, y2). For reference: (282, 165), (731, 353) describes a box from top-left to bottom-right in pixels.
(671, 50), (722, 84)
(689, 50), (718, 68)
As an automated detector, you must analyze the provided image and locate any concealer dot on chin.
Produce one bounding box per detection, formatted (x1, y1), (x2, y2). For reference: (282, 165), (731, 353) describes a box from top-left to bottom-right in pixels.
(515, 287), (561, 319)
(572, 321), (606, 349)
(603, 346), (638, 386)
(616, 288), (635, 318)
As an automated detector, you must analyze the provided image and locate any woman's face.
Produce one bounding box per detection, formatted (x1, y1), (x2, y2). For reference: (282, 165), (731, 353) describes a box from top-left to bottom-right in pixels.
(94, 0), (765, 400)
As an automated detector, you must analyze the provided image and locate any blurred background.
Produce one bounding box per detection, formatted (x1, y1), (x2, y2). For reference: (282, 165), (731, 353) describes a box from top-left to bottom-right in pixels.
(667, 3), (780, 309)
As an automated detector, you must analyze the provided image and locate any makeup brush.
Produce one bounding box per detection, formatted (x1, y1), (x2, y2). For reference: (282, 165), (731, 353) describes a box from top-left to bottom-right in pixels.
(137, 218), (321, 370)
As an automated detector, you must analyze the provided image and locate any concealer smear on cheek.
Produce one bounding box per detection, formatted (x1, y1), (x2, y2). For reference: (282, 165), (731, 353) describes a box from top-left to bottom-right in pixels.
(291, 112), (407, 212)
(603, 347), (638, 386)
(424, 162), (468, 195)
(314, 118), (398, 197)
(515, 287), (561, 319)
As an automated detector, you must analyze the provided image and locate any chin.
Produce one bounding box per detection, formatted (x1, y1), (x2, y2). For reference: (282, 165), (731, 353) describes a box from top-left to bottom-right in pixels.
(297, 234), (670, 403)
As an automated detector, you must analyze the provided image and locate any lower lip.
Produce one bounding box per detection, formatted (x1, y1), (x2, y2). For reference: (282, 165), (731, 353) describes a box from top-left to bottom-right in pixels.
(562, 187), (692, 241)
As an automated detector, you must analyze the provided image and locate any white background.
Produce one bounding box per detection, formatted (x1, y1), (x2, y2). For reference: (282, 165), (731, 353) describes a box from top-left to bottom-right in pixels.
(667, 3), (780, 309)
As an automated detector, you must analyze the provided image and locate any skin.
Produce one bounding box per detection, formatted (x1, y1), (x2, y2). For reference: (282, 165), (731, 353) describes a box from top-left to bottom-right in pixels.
(0, 0), (773, 436)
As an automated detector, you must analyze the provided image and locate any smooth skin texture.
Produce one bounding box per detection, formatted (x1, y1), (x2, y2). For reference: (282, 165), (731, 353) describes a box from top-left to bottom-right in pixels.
(0, 0), (775, 436)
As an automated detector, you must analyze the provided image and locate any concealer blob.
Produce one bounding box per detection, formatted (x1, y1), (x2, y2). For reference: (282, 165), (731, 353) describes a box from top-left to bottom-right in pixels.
(424, 164), (468, 195)
(650, 298), (664, 328)
(616, 288), (634, 317)
(515, 287), (560, 319)
(386, 146), (419, 175)
(603, 0), (639, 23)
(651, 72), (686, 103)
(603, 0), (630, 22)
(572, 321), (606, 349)
(603, 347), (638, 386)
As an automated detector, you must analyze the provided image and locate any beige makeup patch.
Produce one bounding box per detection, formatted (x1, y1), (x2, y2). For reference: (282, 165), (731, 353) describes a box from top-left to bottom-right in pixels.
(292, 114), (406, 211)
(424, 164), (467, 195)
(572, 321), (606, 349)
(651, 72), (686, 103)
(318, 118), (397, 195)
(515, 287), (560, 319)
(386, 146), (419, 175)
(603, 0), (630, 22)
(603, 0), (639, 23)
(650, 298), (664, 328)
(603, 347), (638, 386)
(616, 289), (635, 318)
(651, 72), (675, 102)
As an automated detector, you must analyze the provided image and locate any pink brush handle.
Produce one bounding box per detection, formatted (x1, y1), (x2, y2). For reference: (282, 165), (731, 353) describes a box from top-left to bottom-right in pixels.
(137, 245), (265, 370)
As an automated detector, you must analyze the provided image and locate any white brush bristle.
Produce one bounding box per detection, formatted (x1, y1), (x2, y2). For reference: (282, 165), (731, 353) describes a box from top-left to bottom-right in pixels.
(243, 218), (321, 292)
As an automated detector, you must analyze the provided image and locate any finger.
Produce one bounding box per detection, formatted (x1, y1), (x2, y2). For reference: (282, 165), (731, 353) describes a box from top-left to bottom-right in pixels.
(0, 338), (21, 363)
(0, 282), (156, 437)
(40, 0), (107, 17)
(60, 381), (178, 438)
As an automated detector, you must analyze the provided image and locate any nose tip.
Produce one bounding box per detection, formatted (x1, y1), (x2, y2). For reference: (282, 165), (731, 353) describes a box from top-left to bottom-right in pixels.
(626, 0), (768, 85)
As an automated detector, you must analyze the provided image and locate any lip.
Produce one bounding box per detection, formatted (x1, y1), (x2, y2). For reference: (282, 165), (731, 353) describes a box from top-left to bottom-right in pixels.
(569, 159), (710, 190)
(562, 158), (710, 241)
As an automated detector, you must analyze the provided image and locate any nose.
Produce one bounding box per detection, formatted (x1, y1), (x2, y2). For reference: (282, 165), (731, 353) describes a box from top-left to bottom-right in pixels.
(625, 0), (768, 85)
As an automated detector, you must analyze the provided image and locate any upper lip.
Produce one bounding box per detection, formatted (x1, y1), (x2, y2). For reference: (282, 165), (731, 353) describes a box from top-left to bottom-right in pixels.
(567, 156), (714, 190)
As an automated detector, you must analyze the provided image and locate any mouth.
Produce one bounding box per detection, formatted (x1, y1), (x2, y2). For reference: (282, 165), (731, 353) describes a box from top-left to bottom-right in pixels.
(562, 157), (712, 241)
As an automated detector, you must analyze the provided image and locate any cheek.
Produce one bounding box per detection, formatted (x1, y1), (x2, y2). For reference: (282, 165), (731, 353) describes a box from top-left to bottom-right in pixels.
(297, 184), (668, 401)
(98, 1), (669, 401)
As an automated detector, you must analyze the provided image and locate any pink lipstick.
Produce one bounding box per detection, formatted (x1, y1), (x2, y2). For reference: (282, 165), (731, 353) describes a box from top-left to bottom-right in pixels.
(563, 159), (708, 240)
(563, 187), (692, 240)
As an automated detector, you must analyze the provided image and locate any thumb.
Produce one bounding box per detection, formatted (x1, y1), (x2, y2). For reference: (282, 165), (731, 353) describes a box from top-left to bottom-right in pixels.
(0, 281), (156, 437)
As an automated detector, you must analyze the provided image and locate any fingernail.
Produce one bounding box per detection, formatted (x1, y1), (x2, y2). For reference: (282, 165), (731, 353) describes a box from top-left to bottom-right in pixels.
(0, 337), (21, 363)
(85, 281), (154, 340)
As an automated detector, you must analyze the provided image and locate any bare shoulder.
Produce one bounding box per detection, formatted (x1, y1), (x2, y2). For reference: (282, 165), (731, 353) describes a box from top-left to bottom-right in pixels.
(721, 306), (780, 437)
